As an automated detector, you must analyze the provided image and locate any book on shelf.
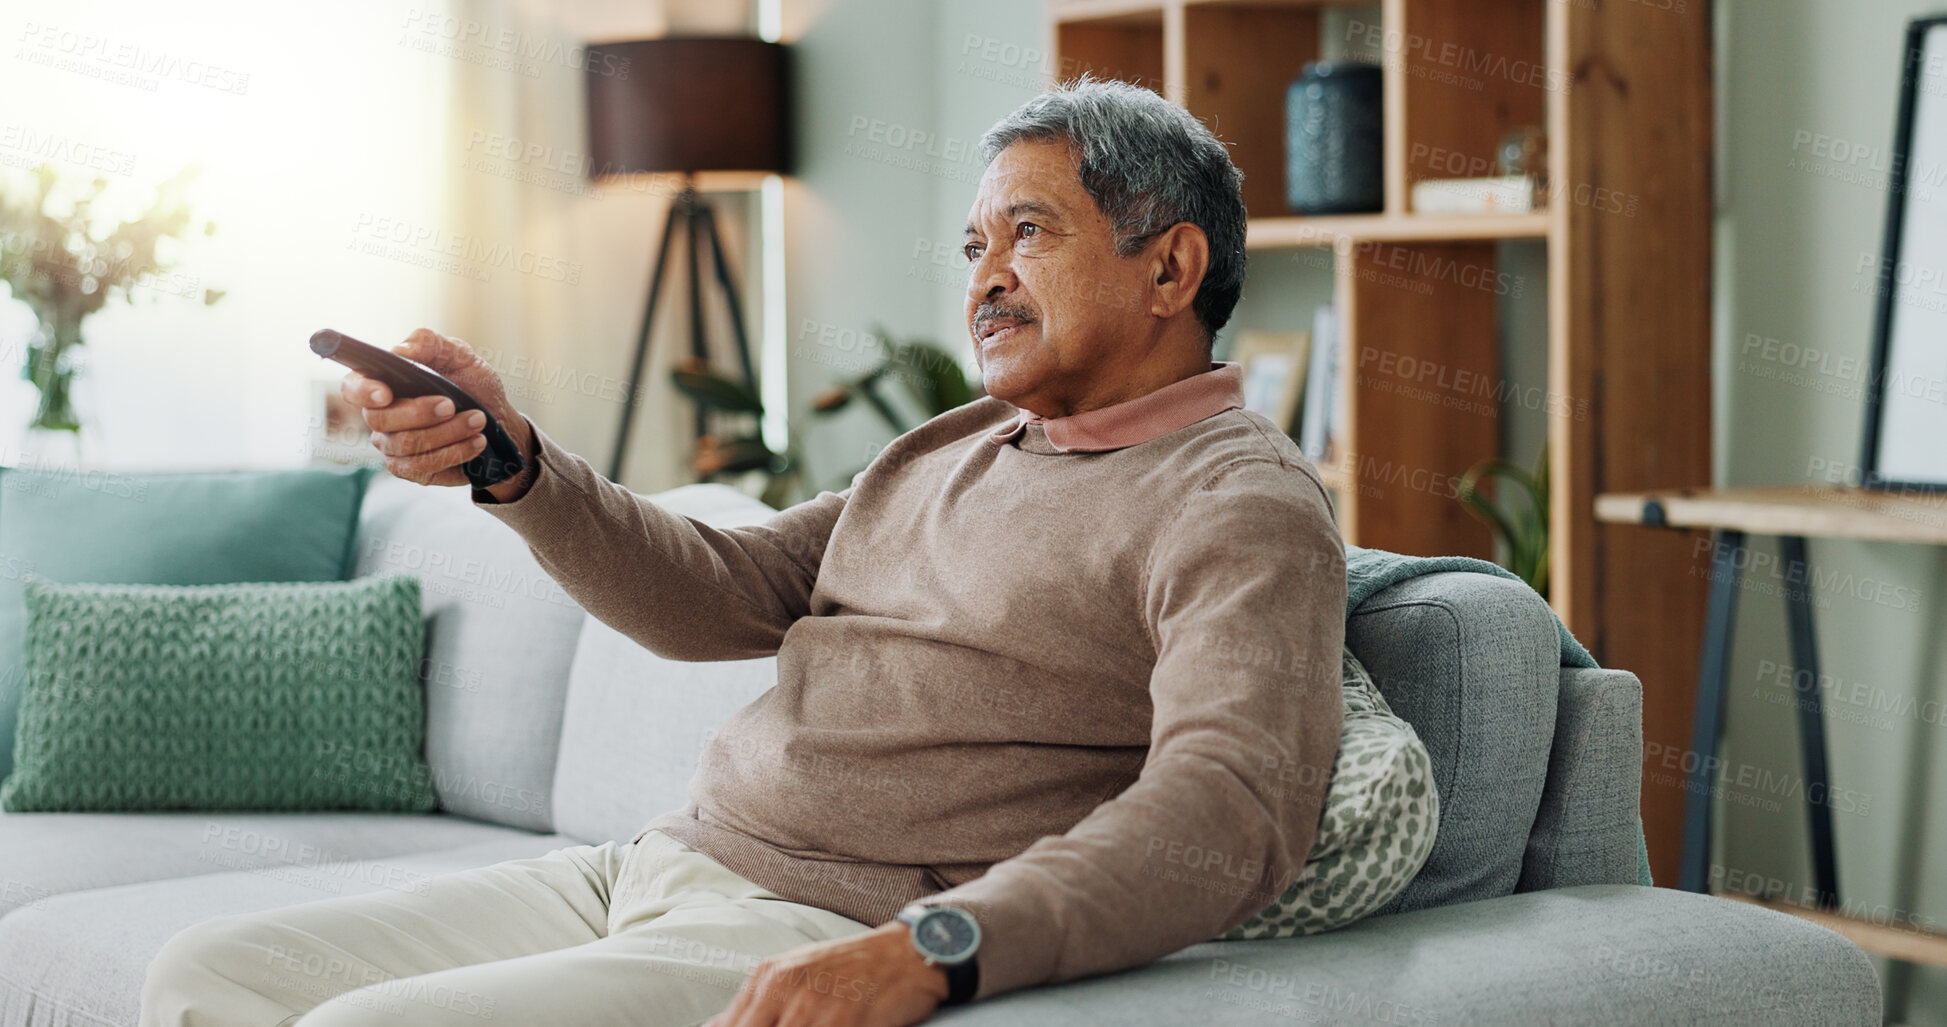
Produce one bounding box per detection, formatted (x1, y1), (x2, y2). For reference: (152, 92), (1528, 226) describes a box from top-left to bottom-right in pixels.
(1298, 304), (1338, 466)
(1410, 175), (1537, 215)
(1232, 330), (1312, 435)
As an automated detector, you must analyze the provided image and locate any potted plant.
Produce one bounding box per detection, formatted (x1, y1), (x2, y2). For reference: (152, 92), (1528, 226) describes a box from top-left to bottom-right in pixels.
(671, 326), (981, 507)
(0, 164), (222, 451)
(1455, 443), (1550, 597)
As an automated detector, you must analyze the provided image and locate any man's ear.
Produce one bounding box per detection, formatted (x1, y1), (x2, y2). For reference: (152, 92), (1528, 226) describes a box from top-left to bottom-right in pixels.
(1147, 223), (1210, 322)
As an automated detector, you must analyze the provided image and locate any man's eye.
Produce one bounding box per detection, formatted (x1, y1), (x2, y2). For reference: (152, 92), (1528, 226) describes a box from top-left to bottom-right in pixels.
(963, 243), (983, 262)
(1018, 223), (1040, 239)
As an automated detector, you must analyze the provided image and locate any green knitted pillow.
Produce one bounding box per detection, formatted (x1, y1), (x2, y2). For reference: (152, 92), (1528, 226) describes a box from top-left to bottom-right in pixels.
(1219, 645), (1439, 939)
(0, 573), (435, 812)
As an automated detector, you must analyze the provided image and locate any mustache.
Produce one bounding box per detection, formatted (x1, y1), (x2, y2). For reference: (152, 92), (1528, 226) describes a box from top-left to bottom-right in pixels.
(972, 301), (1037, 326)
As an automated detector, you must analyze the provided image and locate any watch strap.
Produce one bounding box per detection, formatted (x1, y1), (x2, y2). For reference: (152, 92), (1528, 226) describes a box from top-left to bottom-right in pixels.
(942, 954), (978, 1006)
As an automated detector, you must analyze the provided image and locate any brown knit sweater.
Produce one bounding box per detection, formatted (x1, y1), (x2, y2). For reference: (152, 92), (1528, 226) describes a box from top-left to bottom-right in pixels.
(471, 361), (1346, 1000)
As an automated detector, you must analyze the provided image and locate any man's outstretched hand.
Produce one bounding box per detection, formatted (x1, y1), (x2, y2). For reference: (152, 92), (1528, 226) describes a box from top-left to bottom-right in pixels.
(337, 328), (536, 501)
(706, 922), (949, 1027)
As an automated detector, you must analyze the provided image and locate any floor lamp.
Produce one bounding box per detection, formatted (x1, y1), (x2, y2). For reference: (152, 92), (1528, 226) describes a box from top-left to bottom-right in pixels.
(584, 37), (791, 483)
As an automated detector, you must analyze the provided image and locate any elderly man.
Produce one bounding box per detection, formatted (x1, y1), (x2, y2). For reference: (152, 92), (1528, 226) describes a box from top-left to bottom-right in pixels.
(142, 78), (1345, 1027)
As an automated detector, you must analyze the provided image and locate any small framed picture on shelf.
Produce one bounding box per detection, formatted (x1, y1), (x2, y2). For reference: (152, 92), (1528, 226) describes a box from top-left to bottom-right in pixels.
(1230, 330), (1312, 434)
(302, 376), (383, 469)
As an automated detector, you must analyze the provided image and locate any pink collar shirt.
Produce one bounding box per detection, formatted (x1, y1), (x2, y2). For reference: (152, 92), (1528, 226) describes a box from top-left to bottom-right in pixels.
(985, 361), (1246, 452)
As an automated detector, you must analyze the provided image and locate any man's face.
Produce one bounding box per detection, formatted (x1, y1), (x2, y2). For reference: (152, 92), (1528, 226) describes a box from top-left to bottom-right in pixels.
(963, 138), (1156, 416)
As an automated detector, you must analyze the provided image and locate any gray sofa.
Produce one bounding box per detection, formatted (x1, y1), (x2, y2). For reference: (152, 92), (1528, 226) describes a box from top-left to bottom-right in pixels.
(0, 471), (1881, 1026)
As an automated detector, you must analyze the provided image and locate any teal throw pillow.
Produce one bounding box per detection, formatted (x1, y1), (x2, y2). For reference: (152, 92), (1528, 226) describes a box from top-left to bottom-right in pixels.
(0, 572), (435, 812)
(0, 463), (375, 777)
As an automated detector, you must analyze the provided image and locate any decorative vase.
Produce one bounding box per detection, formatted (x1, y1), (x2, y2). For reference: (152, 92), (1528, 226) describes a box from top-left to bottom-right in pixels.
(17, 424), (83, 469)
(23, 314), (84, 433)
(1286, 61), (1385, 215)
(16, 318), (88, 468)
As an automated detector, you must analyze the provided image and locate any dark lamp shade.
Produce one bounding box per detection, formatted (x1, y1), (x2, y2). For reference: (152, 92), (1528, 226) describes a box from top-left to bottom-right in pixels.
(585, 38), (790, 177)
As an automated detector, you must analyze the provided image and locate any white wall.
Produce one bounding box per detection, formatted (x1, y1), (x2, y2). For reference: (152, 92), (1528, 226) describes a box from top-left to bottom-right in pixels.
(1714, 1), (1947, 1019)
(927, 0), (1048, 360)
(0, 0), (456, 471)
(430, 0), (760, 495)
(777, 0), (1039, 495)
(774, 0), (943, 493)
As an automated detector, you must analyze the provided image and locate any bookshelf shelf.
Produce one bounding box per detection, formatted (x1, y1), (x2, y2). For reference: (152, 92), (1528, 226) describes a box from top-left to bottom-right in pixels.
(1246, 212), (1553, 249)
(1045, 0), (1713, 884)
(1053, 0), (1371, 19)
(1049, 0), (1171, 23)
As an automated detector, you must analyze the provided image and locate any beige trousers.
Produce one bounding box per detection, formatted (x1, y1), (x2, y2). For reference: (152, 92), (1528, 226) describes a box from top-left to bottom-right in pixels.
(138, 830), (875, 1027)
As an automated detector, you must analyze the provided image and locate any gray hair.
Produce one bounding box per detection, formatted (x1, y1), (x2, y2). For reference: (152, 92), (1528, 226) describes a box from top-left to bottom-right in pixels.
(979, 77), (1247, 345)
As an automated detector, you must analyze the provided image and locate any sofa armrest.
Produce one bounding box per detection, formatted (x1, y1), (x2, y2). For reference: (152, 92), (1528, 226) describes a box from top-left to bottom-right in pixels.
(934, 886), (1880, 1026)
(1519, 667), (1645, 891)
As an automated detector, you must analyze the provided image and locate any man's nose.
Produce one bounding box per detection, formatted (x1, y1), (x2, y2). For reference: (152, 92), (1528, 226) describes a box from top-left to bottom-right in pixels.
(967, 248), (1016, 301)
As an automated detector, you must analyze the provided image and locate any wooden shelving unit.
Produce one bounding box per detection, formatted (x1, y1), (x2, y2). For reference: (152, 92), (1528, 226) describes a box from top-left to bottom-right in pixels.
(1046, 0), (1713, 884)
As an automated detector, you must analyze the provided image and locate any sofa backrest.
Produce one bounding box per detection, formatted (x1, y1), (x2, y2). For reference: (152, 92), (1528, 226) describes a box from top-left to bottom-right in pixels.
(551, 618), (776, 843)
(357, 476), (783, 838)
(354, 472), (588, 832)
(545, 484), (784, 843)
(1350, 570), (1644, 913)
(1349, 570), (1560, 912)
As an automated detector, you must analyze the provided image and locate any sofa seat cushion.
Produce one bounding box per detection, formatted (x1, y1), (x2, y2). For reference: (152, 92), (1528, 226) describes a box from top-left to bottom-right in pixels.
(0, 833), (577, 1027)
(931, 887), (1881, 1027)
(0, 809), (534, 919)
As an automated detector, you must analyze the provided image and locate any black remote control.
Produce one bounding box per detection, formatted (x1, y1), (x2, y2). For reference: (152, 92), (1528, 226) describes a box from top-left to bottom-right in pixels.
(309, 329), (527, 489)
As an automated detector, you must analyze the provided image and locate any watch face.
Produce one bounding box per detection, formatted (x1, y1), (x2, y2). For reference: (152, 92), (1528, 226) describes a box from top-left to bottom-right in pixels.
(912, 908), (979, 962)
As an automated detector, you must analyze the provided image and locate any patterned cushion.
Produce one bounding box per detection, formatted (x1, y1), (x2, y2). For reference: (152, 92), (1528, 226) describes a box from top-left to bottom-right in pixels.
(0, 573), (435, 812)
(1220, 645), (1439, 939)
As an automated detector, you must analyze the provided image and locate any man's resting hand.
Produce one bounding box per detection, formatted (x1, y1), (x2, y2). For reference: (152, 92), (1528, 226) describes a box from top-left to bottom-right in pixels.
(337, 328), (536, 501)
(705, 921), (949, 1027)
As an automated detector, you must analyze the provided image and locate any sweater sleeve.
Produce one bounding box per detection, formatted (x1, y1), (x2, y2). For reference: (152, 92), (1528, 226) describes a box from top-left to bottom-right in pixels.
(469, 415), (851, 661)
(923, 460), (1346, 1000)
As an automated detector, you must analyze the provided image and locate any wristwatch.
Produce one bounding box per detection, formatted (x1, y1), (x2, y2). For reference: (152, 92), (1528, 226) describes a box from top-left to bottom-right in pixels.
(895, 903), (980, 1006)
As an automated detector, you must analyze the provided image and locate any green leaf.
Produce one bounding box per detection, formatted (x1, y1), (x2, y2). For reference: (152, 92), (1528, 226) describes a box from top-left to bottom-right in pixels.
(671, 368), (764, 413)
(759, 471), (799, 510)
(1453, 445), (1553, 597)
(899, 340), (975, 414)
(811, 383), (853, 415)
(854, 377), (908, 435)
(711, 436), (781, 474)
(1459, 482), (1523, 557)
(1456, 458), (1545, 587)
(854, 323), (975, 420)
